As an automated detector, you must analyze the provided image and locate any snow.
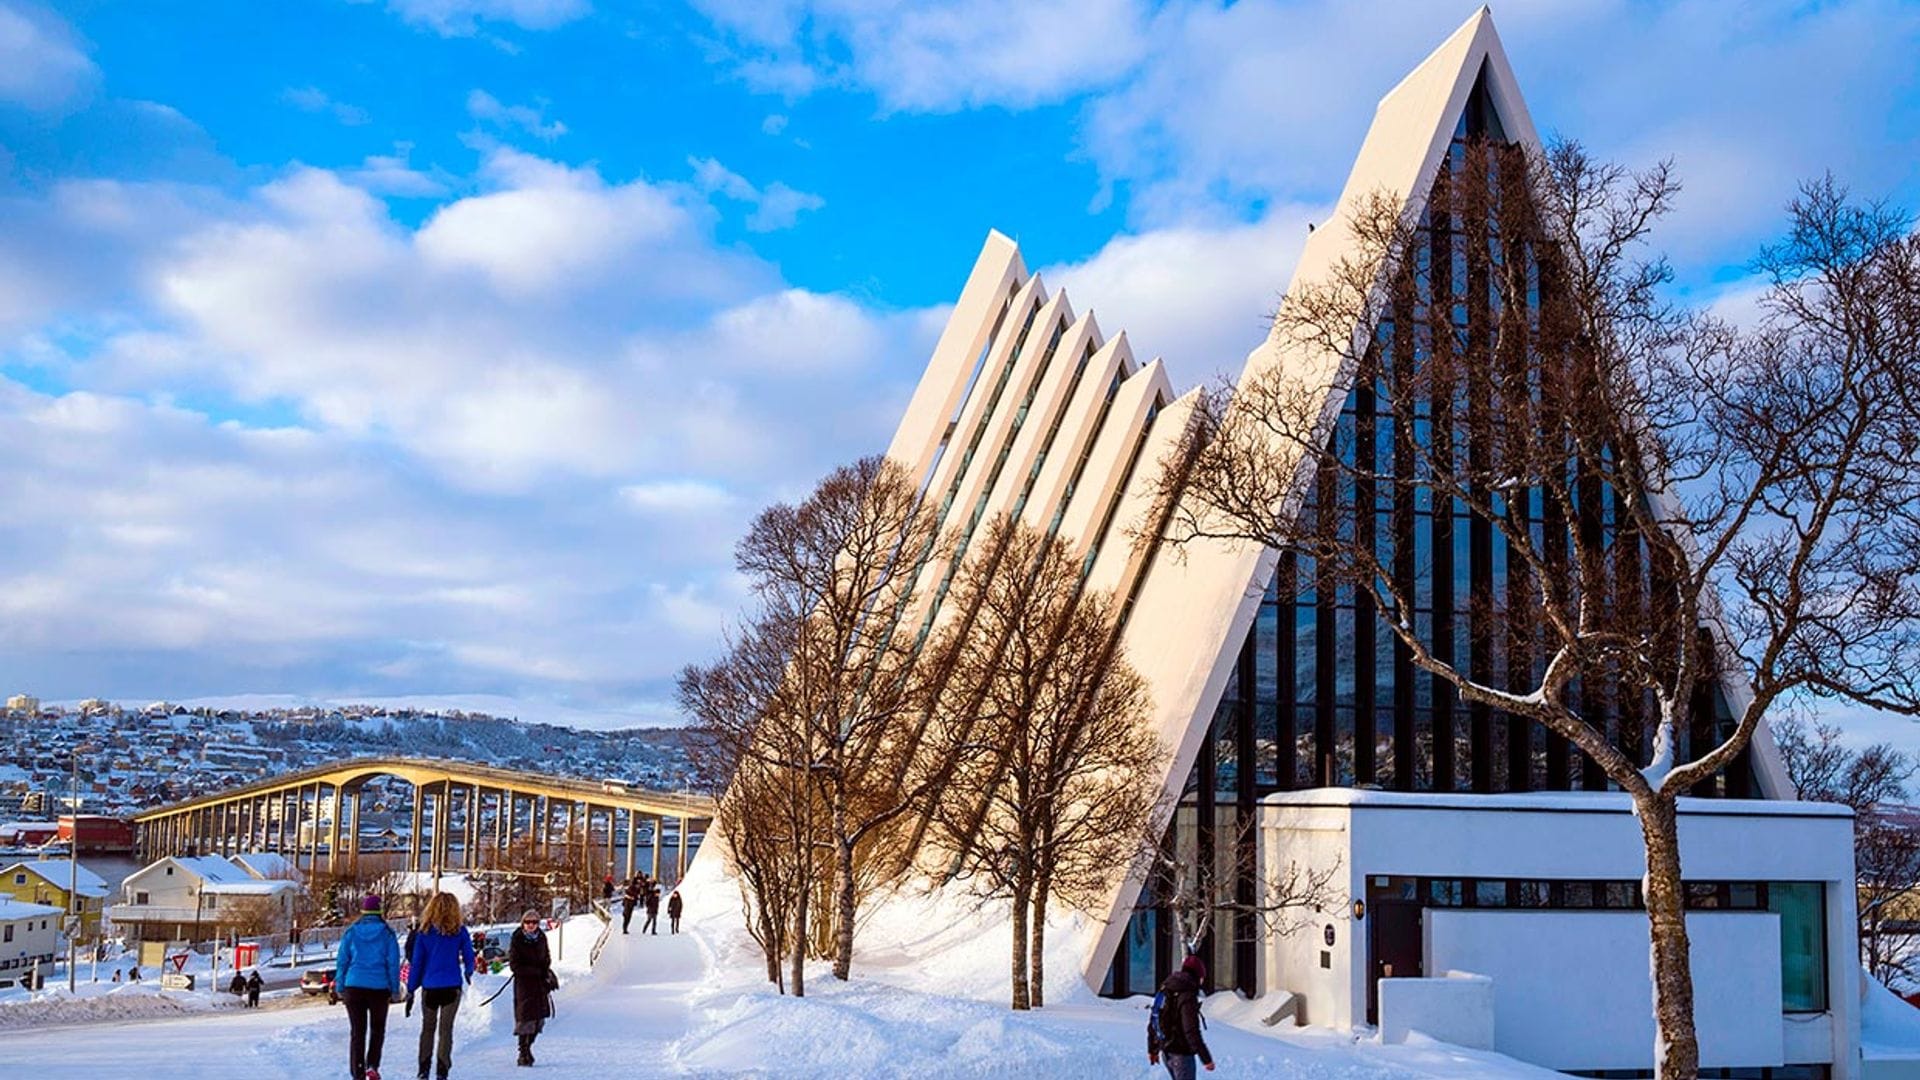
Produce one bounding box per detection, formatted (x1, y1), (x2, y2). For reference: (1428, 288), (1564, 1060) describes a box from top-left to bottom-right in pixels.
(162, 692), (681, 730)
(5, 859), (1561, 1077)
(1, 858), (110, 898)
(1263, 786), (1851, 816)
(1862, 975), (1920, 1060)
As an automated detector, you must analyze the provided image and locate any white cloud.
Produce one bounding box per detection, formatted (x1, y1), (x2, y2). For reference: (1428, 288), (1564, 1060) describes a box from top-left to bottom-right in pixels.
(760, 113), (789, 136)
(382, 0), (589, 36)
(688, 155), (824, 232)
(466, 88), (567, 141)
(1045, 205), (1320, 390)
(347, 146), (450, 197)
(621, 480), (735, 513)
(282, 85), (371, 126)
(0, 2), (98, 111)
(693, 0), (1152, 111)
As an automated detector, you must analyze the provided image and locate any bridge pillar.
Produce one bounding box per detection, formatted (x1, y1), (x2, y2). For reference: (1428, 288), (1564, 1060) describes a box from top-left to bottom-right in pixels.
(409, 782), (423, 875)
(624, 808), (636, 879)
(677, 815), (688, 883)
(649, 815), (660, 879)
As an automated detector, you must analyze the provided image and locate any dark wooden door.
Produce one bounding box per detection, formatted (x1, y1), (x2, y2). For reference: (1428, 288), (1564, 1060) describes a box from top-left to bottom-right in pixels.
(1367, 900), (1423, 1024)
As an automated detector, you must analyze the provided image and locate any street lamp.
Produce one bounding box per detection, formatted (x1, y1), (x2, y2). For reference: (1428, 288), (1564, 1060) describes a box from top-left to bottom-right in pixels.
(67, 751), (79, 993)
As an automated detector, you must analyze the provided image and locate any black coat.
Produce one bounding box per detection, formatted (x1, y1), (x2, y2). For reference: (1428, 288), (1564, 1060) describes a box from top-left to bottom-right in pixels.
(644, 891), (660, 914)
(1147, 969), (1212, 1066)
(508, 927), (553, 1032)
(667, 893), (682, 918)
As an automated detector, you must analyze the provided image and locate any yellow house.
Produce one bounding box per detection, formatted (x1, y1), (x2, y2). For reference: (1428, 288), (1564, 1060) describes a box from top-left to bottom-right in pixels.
(0, 860), (108, 938)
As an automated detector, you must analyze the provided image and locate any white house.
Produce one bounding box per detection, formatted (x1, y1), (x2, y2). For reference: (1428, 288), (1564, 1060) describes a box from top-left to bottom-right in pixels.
(228, 851), (300, 884)
(108, 854), (298, 942)
(1262, 790), (1855, 1077)
(0, 898), (60, 987)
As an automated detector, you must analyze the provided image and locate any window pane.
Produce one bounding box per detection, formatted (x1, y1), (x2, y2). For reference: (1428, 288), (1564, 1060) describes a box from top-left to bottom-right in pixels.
(1770, 882), (1827, 1012)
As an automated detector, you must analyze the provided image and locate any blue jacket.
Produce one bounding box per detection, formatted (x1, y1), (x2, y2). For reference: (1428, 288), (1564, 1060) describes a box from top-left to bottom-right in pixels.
(336, 913), (400, 994)
(406, 926), (475, 993)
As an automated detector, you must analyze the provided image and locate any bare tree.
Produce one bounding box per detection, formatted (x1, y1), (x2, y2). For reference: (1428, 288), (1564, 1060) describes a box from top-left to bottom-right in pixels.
(682, 455), (946, 992)
(921, 518), (1165, 1009)
(1776, 713), (1920, 986)
(1149, 816), (1341, 973)
(1170, 140), (1920, 1079)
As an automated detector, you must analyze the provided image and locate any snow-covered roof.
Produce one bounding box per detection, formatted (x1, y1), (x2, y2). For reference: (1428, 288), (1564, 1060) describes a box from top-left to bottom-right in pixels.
(228, 853), (298, 881)
(169, 855), (257, 885)
(0, 898), (62, 920)
(202, 880), (297, 897)
(1, 859), (109, 898)
(1261, 787), (1853, 817)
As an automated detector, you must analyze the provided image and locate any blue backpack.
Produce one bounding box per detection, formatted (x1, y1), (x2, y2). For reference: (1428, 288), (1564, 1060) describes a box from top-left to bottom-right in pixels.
(1149, 986), (1206, 1046)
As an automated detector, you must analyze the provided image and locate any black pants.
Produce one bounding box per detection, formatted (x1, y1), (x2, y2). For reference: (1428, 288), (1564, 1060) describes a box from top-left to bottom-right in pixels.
(642, 911), (658, 934)
(670, 915), (680, 933)
(622, 904), (634, 932)
(343, 987), (391, 1079)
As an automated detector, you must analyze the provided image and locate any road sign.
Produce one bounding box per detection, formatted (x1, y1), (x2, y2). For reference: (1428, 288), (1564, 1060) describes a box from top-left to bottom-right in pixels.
(160, 972), (195, 991)
(171, 952), (190, 972)
(62, 915), (81, 937)
(551, 897), (571, 920)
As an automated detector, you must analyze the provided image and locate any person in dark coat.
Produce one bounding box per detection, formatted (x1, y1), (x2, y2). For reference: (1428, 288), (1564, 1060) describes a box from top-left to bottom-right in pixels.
(666, 890), (682, 934)
(245, 969), (263, 1007)
(601, 875), (614, 901)
(406, 892), (475, 1080)
(229, 970), (247, 996)
(620, 879), (639, 935)
(507, 910), (555, 1067)
(641, 885), (661, 935)
(1147, 954), (1215, 1078)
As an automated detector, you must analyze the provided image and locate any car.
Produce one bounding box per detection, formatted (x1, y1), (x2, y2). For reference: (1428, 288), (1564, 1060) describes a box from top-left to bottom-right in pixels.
(300, 966), (336, 998)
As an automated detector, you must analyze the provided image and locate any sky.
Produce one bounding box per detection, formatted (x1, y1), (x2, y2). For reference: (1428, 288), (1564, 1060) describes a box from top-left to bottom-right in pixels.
(1, 0), (1918, 728)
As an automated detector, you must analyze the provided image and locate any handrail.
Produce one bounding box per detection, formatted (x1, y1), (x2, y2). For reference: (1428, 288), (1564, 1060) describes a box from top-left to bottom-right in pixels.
(587, 898), (614, 967)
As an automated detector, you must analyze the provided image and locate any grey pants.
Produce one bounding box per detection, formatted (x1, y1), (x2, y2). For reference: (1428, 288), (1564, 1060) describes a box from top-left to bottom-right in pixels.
(417, 986), (461, 1077)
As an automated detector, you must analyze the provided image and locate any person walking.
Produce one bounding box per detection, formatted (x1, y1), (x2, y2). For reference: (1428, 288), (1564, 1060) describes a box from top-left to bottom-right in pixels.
(1146, 954), (1215, 1079)
(405, 892), (475, 1080)
(641, 884), (661, 935)
(620, 878), (639, 935)
(601, 875), (614, 902)
(245, 969), (263, 1007)
(229, 970), (246, 997)
(508, 910), (555, 1067)
(667, 890), (682, 934)
(338, 893), (403, 1080)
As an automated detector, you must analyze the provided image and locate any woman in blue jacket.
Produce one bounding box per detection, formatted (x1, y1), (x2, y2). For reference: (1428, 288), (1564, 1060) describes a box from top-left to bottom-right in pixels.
(405, 892), (475, 1080)
(337, 894), (402, 1080)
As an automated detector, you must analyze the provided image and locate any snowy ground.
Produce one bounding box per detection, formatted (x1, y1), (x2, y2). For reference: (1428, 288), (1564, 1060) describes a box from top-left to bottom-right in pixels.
(7, 863), (1564, 1079)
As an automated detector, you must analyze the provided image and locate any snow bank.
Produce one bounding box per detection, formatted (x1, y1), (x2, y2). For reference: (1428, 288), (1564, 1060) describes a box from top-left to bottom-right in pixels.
(1863, 975), (1920, 1059)
(0, 981), (239, 1030)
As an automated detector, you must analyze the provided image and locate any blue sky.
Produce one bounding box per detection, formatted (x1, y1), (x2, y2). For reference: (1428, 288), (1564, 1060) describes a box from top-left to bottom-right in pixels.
(2, 0), (1918, 726)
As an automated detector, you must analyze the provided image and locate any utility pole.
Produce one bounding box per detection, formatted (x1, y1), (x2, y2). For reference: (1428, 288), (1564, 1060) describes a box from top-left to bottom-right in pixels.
(67, 751), (79, 993)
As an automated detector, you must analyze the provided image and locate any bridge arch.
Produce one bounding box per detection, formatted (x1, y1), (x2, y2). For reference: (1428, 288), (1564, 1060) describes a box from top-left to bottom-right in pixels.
(131, 757), (713, 886)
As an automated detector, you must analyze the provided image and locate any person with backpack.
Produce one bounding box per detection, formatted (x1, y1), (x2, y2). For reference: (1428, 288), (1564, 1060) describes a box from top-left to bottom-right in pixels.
(666, 890), (682, 934)
(338, 893), (403, 1080)
(1146, 954), (1215, 1078)
(508, 910), (556, 1067)
(245, 968), (263, 1007)
(405, 891), (475, 1080)
(641, 884), (661, 935)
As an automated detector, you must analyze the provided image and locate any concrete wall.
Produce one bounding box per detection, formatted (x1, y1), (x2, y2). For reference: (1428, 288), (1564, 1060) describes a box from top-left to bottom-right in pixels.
(1378, 971), (1494, 1049)
(1427, 909), (1781, 1070)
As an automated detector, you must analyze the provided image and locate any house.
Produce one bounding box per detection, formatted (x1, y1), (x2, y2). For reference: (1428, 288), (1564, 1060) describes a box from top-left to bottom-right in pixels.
(0, 859), (109, 937)
(0, 899), (59, 987)
(228, 852), (300, 884)
(107, 855), (298, 943)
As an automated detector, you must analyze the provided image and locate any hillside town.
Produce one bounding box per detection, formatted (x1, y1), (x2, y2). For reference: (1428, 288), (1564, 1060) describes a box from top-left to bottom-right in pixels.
(0, 694), (694, 820)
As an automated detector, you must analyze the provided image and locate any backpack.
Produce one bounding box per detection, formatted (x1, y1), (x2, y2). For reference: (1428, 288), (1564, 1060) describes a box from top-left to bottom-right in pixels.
(1149, 985), (1206, 1049)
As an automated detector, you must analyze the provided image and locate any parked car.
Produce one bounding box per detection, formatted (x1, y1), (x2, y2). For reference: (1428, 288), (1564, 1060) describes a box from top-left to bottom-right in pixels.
(300, 966), (336, 1000)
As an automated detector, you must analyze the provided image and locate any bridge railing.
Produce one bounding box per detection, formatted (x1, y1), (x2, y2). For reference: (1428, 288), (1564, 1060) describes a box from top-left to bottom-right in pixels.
(588, 898), (614, 967)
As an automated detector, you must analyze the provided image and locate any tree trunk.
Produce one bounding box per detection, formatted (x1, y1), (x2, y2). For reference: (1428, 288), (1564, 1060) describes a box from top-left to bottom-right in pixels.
(1010, 871), (1032, 1011)
(833, 826), (856, 980)
(1029, 870), (1050, 1008)
(791, 872), (809, 998)
(1636, 792), (1698, 1080)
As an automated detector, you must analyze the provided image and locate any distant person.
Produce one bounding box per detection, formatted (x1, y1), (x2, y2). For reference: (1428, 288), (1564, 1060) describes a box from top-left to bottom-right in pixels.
(246, 969), (263, 1007)
(338, 893), (402, 1080)
(128, 965), (140, 982)
(112, 968), (121, 983)
(1146, 954), (1214, 1079)
(405, 891), (475, 1080)
(508, 910), (555, 1067)
(667, 890), (682, 934)
(601, 874), (614, 901)
(620, 879), (639, 935)
(229, 970), (247, 996)
(642, 884), (661, 935)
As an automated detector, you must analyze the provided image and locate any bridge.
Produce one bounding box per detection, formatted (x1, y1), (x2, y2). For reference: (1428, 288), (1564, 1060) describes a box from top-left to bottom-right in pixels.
(131, 757), (716, 883)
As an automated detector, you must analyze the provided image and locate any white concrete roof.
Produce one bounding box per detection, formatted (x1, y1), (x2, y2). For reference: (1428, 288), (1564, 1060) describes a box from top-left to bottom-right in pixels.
(1262, 787), (1852, 817)
(0, 898), (62, 920)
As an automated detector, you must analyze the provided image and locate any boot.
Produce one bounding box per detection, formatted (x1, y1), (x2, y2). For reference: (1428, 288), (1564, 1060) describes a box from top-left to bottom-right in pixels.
(516, 1036), (532, 1067)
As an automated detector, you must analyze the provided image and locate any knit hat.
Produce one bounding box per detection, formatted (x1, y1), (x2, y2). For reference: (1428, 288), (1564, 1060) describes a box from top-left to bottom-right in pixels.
(1180, 953), (1207, 982)
(361, 894), (383, 913)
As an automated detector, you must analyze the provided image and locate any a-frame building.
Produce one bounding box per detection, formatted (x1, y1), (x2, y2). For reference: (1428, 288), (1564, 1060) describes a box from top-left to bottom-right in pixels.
(711, 9), (1860, 1076)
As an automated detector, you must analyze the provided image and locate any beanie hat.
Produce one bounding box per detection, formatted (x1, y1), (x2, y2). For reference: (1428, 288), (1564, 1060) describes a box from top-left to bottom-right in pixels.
(361, 894), (383, 913)
(1180, 953), (1207, 981)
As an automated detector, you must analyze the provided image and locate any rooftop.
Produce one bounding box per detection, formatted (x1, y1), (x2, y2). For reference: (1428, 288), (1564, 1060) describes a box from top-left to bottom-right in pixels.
(1261, 787), (1852, 818)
